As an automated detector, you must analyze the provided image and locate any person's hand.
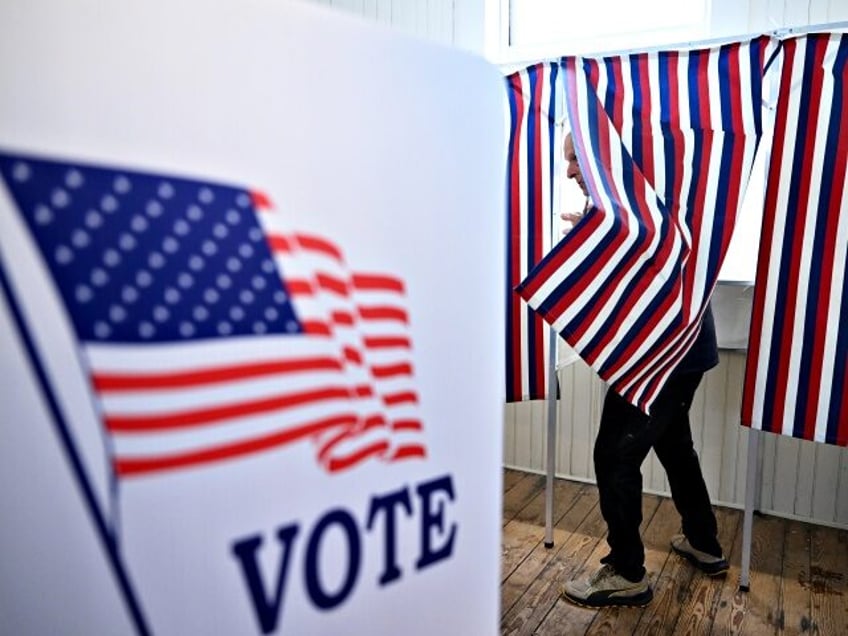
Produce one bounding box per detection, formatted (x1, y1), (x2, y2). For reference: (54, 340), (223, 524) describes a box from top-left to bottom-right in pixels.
(560, 211), (584, 235)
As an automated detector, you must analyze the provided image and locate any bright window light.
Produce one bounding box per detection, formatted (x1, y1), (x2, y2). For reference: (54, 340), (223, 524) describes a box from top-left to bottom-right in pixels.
(510, 0), (708, 47)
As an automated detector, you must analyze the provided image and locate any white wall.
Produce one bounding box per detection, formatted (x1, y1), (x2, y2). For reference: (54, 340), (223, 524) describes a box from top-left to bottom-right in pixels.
(299, 0), (495, 54)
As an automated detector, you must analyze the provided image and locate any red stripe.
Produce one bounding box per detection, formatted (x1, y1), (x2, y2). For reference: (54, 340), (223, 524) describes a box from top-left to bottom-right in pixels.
(391, 419), (423, 431)
(343, 346), (363, 365)
(295, 234), (344, 261)
(530, 63), (547, 398)
(302, 321), (332, 336)
(326, 441), (390, 472)
(267, 234), (293, 253)
(383, 391), (418, 406)
(106, 386), (355, 431)
(389, 445), (427, 461)
(354, 384), (374, 398)
(286, 279), (313, 295)
(331, 310), (355, 326)
(315, 272), (348, 296)
(637, 54), (655, 185)
(251, 190), (273, 210)
(114, 414), (354, 477)
(93, 356), (343, 391)
(667, 52), (683, 219)
(508, 71), (526, 400)
(370, 362), (413, 379)
(611, 56), (625, 129)
(358, 305), (408, 323)
(352, 274), (404, 293)
(719, 44), (745, 259)
(363, 336), (411, 349)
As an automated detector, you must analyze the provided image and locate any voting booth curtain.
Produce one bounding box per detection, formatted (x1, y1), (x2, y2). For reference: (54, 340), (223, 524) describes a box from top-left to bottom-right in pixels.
(507, 32), (848, 447)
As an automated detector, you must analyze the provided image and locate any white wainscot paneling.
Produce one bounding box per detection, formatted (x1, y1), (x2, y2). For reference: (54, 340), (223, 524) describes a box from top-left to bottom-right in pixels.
(304, 0), (457, 46)
(504, 351), (848, 529)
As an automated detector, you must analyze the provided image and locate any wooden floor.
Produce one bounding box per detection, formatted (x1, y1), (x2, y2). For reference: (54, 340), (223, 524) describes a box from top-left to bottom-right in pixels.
(501, 468), (848, 635)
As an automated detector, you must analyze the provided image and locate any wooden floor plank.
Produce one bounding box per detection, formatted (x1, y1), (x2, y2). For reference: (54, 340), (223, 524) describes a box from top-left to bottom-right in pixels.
(501, 482), (598, 616)
(500, 469), (848, 636)
(503, 473), (545, 526)
(709, 513), (786, 635)
(778, 519), (811, 634)
(501, 495), (608, 635)
(503, 468), (526, 492)
(501, 479), (585, 584)
(535, 494), (664, 636)
(596, 496), (684, 636)
(663, 505), (741, 636)
(808, 525), (848, 635)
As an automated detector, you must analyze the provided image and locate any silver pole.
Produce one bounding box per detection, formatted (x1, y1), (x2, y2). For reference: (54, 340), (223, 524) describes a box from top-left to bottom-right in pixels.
(738, 428), (762, 591)
(544, 327), (558, 548)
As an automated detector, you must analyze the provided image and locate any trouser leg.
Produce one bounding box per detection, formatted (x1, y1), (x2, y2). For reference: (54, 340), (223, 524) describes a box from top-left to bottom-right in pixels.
(652, 372), (723, 557)
(594, 388), (655, 582)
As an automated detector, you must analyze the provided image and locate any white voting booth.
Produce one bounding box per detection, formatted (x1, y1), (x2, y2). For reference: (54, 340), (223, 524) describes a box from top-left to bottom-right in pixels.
(0, 1), (505, 634)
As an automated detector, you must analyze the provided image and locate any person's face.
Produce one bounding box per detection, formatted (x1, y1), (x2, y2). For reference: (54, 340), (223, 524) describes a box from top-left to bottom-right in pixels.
(563, 134), (588, 196)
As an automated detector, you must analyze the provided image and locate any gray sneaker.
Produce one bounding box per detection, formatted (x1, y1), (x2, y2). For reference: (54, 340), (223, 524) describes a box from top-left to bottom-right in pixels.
(561, 564), (653, 608)
(670, 534), (729, 576)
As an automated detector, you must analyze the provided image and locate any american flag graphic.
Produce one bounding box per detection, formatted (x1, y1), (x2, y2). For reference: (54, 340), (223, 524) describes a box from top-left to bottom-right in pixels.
(517, 37), (777, 413)
(505, 62), (561, 402)
(742, 33), (848, 446)
(0, 153), (427, 477)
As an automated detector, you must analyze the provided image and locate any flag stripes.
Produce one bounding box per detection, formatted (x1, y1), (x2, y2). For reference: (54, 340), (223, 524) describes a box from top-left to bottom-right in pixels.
(518, 38), (774, 413)
(0, 153), (428, 477)
(505, 62), (560, 402)
(742, 33), (848, 446)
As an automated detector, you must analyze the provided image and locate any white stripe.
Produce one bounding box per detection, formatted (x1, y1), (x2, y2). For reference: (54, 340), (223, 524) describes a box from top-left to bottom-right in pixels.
(518, 68), (531, 399)
(539, 65), (554, 383)
(676, 54), (695, 252)
(620, 55), (634, 158)
(647, 52), (665, 203)
(86, 335), (329, 372)
(708, 44), (722, 132)
(738, 41), (756, 133)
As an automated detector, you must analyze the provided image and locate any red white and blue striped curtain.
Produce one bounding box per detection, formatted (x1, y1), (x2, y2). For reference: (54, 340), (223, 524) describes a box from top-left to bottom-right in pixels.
(742, 33), (848, 447)
(518, 38), (777, 413)
(505, 63), (562, 402)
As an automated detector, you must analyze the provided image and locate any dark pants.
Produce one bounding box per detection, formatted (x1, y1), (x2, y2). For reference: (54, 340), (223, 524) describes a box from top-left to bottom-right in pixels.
(594, 372), (723, 582)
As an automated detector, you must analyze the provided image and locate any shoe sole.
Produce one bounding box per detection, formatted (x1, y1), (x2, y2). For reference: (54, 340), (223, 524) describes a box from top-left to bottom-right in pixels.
(561, 587), (654, 609)
(671, 545), (729, 577)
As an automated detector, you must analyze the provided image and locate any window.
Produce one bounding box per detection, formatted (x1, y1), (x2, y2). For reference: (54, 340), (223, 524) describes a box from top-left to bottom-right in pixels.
(500, 0), (710, 64)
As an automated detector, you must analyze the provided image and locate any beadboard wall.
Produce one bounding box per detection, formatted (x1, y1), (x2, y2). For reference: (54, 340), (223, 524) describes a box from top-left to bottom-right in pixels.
(504, 352), (848, 528)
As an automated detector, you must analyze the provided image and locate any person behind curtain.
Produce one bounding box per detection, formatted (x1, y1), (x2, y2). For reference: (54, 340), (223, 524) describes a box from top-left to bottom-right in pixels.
(558, 132), (728, 609)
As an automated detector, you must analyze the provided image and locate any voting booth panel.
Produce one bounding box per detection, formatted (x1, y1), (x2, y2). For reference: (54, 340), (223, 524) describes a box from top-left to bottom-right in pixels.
(0, 1), (505, 634)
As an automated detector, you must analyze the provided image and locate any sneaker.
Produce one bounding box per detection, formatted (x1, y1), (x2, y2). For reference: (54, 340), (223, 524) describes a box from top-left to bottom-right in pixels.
(670, 534), (729, 576)
(561, 564), (653, 608)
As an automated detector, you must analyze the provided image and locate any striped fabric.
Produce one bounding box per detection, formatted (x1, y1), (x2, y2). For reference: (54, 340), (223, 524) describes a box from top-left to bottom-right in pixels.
(518, 37), (777, 413)
(742, 33), (848, 446)
(505, 62), (561, 402)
